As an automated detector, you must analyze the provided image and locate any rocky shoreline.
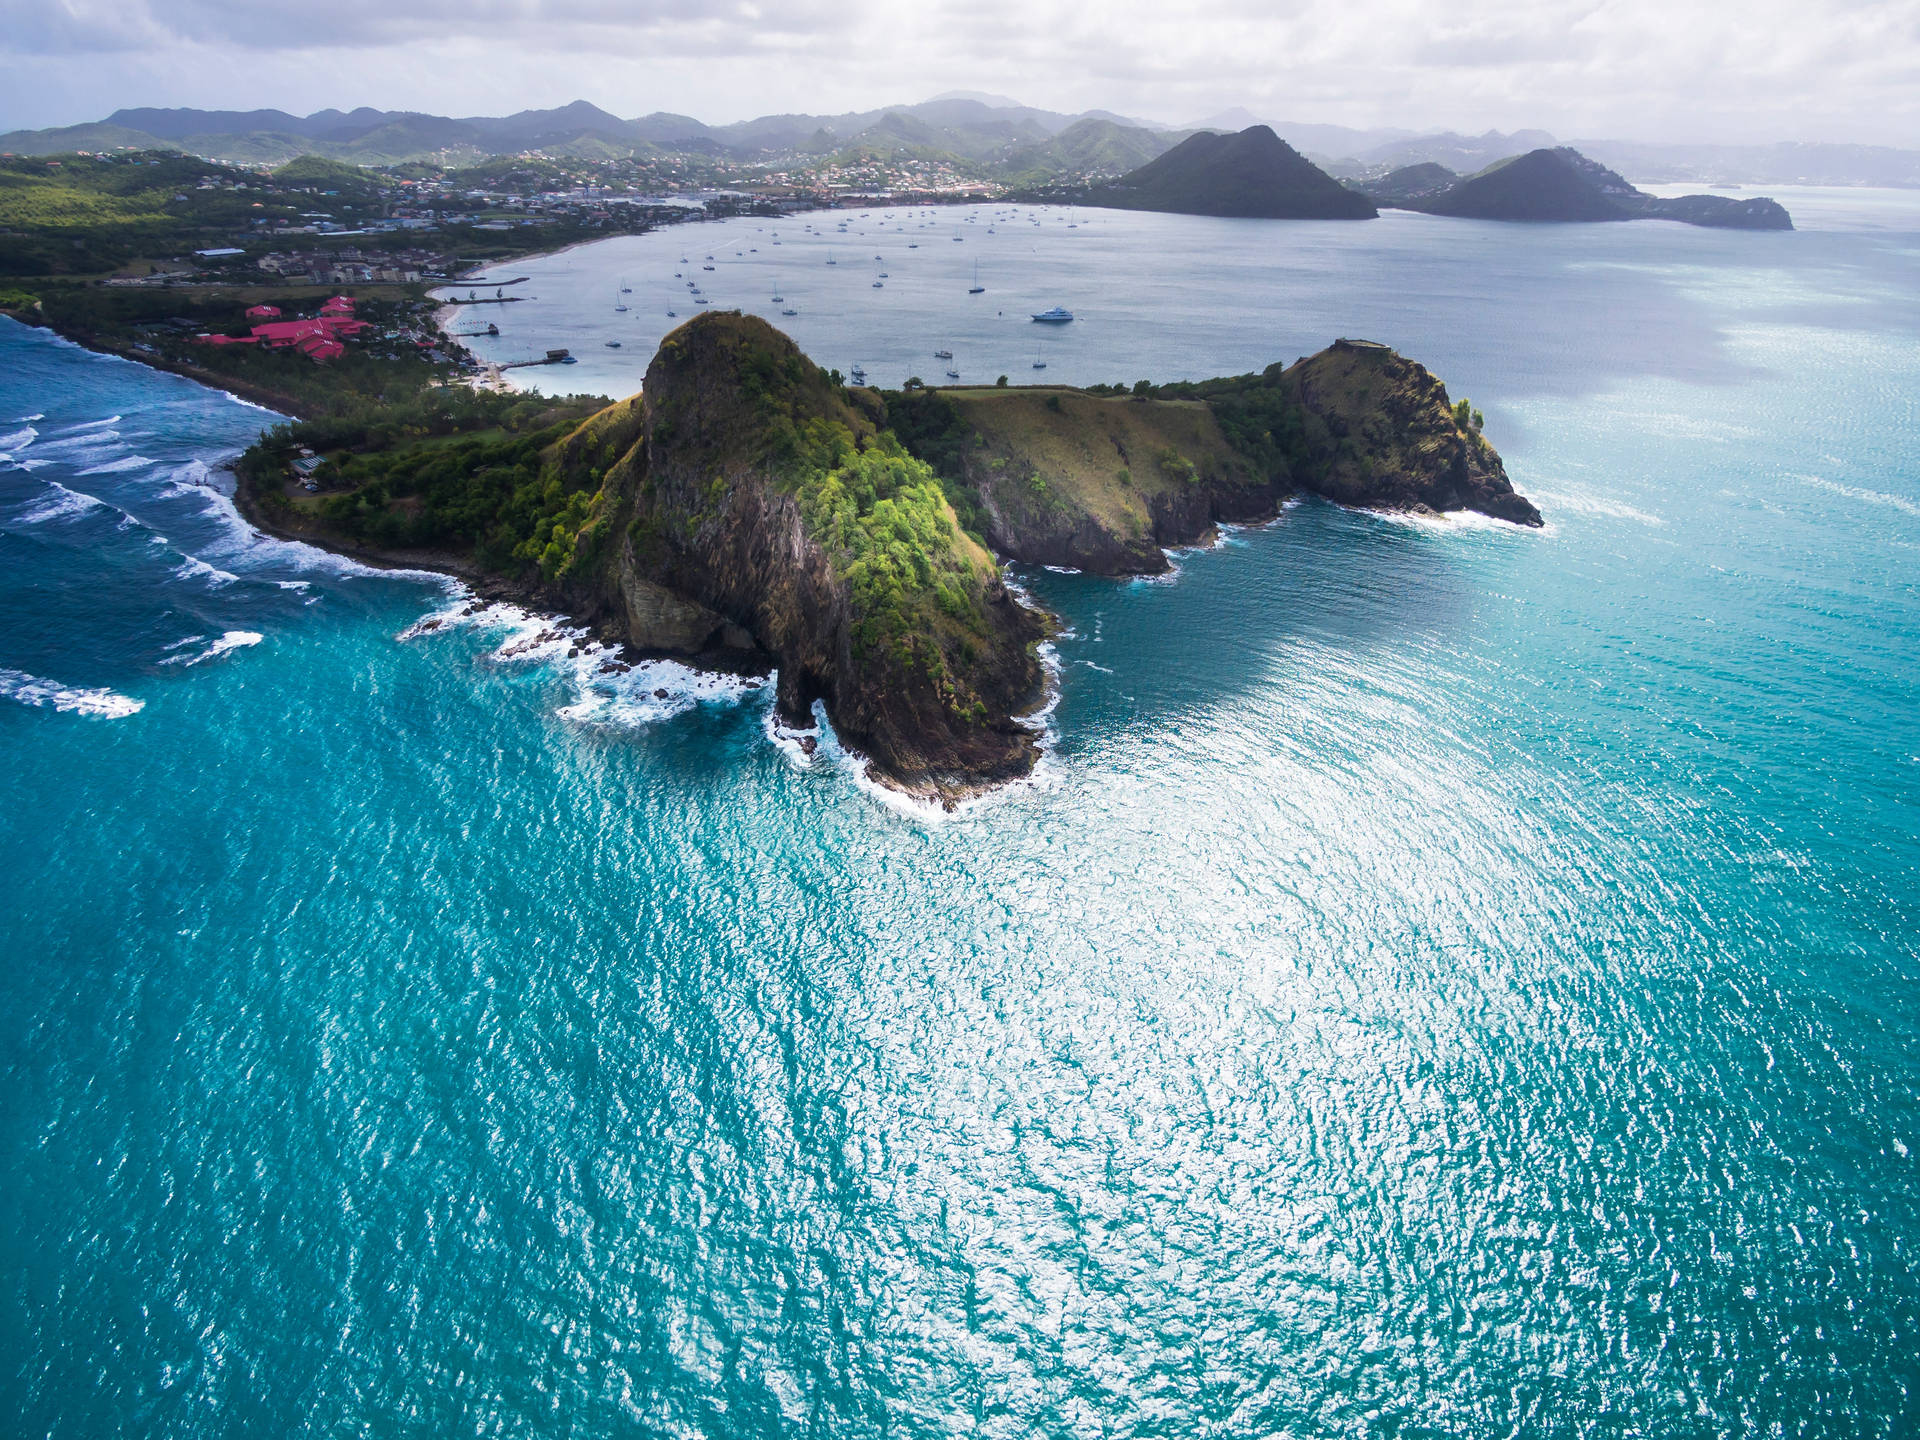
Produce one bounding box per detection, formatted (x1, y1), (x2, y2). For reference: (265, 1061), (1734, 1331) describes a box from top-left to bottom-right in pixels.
(229, 313), (1543, 804)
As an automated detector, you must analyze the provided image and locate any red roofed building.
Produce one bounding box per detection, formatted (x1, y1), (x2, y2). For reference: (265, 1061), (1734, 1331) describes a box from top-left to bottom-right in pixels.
(320, 296), (356, 316)
(244, 304), (281, 320)
(250, 319), (328, 347)
(294, 335), (345, 362)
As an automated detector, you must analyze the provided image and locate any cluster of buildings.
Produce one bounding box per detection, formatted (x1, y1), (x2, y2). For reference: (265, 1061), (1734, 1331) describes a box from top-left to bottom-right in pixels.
(193, 295), (367, 363)
(254, 247), (447, 285)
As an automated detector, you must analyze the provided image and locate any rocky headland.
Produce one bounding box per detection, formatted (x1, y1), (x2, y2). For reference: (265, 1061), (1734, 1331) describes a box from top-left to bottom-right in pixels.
(1359, 147), (1794, 229)
(237, 314), (1539, 803)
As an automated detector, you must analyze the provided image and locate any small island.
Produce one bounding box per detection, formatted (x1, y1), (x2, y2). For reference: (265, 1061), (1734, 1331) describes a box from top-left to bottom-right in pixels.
(236, 314), (1539, 805)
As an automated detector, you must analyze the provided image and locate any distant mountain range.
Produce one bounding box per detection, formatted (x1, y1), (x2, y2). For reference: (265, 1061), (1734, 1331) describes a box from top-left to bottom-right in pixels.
(3, 96), (1916, 188)
(0, 98), (1194, 178)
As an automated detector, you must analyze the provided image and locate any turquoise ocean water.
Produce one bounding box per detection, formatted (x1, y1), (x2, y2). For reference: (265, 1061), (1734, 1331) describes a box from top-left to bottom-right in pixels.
(3, 190), (1917, 1436)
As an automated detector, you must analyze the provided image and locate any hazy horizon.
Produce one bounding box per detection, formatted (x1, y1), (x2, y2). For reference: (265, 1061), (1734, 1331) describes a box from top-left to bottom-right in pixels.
(3, 0), (1918, 148)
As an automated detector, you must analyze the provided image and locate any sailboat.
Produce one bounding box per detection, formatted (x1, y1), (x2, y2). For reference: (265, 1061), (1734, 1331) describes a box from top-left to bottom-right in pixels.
(1031, 341), (1046, 370)
(969, 260), (984, 295)
(620, 280), (632, 293)
(614, 291), (627, 312)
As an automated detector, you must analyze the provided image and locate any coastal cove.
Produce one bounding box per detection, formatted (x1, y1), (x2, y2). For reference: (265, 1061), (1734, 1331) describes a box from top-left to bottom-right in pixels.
(3, 185), (1919, 1438)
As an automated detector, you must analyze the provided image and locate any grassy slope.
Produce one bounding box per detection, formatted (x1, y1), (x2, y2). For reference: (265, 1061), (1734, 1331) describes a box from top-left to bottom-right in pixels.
(954, 386), (1246, 524)
(890, 383), (1277, 571)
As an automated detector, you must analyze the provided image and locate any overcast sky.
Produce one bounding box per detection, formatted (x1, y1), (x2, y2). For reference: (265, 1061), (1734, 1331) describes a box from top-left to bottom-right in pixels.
(3, 0), (1917, 144)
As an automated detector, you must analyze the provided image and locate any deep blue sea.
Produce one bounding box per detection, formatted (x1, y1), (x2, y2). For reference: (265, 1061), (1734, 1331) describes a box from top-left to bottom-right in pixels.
(4, 190), (1918, 1438)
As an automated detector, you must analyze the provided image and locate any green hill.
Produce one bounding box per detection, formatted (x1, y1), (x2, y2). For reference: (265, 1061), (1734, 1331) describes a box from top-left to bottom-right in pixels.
(1404, 147), (1793, 229)
(1086, 125), (1377, 219)
(998, 118), (1178, 185)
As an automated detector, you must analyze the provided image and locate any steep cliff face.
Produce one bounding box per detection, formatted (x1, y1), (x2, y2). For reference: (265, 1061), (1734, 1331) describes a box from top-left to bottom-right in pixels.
(595, 313), (1048, 804)
(1271, 340), (1542, 526)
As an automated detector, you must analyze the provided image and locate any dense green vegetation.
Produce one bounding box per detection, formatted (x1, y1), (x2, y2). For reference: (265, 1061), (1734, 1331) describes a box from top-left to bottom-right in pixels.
(788, 419), (990, 690)
(1151, 365), (1315, 480)
(0, 152), (343, 274)
(239, 388), (611, 571)
(878, 388), (991, 542)
(690, 318), (999, 695)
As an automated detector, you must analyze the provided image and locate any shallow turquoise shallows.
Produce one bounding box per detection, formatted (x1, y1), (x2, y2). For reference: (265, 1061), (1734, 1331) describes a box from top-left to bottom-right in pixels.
(3, 188), (1917, 1438)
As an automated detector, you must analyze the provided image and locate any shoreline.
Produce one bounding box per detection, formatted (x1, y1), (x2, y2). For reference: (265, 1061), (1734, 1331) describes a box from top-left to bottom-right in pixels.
(3, 306), (321, 419)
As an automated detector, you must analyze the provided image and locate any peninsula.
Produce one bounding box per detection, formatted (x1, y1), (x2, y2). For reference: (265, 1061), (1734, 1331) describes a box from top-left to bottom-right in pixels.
(235, 313), (1538, 804)
(1359, 147), (1794, 229)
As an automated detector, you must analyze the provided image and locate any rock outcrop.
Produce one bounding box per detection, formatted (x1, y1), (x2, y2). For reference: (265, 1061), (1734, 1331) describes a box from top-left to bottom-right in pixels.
(601, 314), (1048, 804)
(1274, 340), (1542, 526)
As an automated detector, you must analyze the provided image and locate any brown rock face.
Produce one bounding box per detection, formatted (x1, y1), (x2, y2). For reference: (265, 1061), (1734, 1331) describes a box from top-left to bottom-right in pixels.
(610, 313), (1049, 805)
(1278, 340), (1542, 526)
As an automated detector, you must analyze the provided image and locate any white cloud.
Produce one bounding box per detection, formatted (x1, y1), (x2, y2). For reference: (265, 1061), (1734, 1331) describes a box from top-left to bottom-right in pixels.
(0, 0), (1915, 144)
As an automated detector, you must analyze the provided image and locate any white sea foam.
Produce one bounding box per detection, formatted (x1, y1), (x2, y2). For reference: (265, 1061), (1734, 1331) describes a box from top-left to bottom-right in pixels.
(156, 459), (216, 496)
(56, 415), (121, 432)
(559, 655), (765, 727)
(1359, 503), (1525, 535)
(763, 695), (822, 768)
(28, 431), (121, 456)
(0, 425), (37, 451)
(402, 597), (768, 727)
(170, 554), (241, 588)
(223, 391), (280, 414)
(1530, 488), (1665, 526)
(77, 454), (154, 476)
(823, 708), (1059, 824)
(12, 413), (45, 423)
(157, 630), (263, 666)
(13, 482), (105, 525)
(404, 601), (590, 662)
(0, 667), (143, 718)
(1799, 474), (1920, 520)
(187, 482), (458, 588)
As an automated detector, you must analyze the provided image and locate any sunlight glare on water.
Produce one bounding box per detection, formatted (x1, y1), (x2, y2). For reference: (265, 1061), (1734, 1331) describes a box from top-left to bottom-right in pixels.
(2, 187), (1918, 1437)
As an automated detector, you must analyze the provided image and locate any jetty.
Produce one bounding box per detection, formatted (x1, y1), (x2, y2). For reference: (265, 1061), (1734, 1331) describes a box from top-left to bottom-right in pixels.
(497, 348), (573, 370)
